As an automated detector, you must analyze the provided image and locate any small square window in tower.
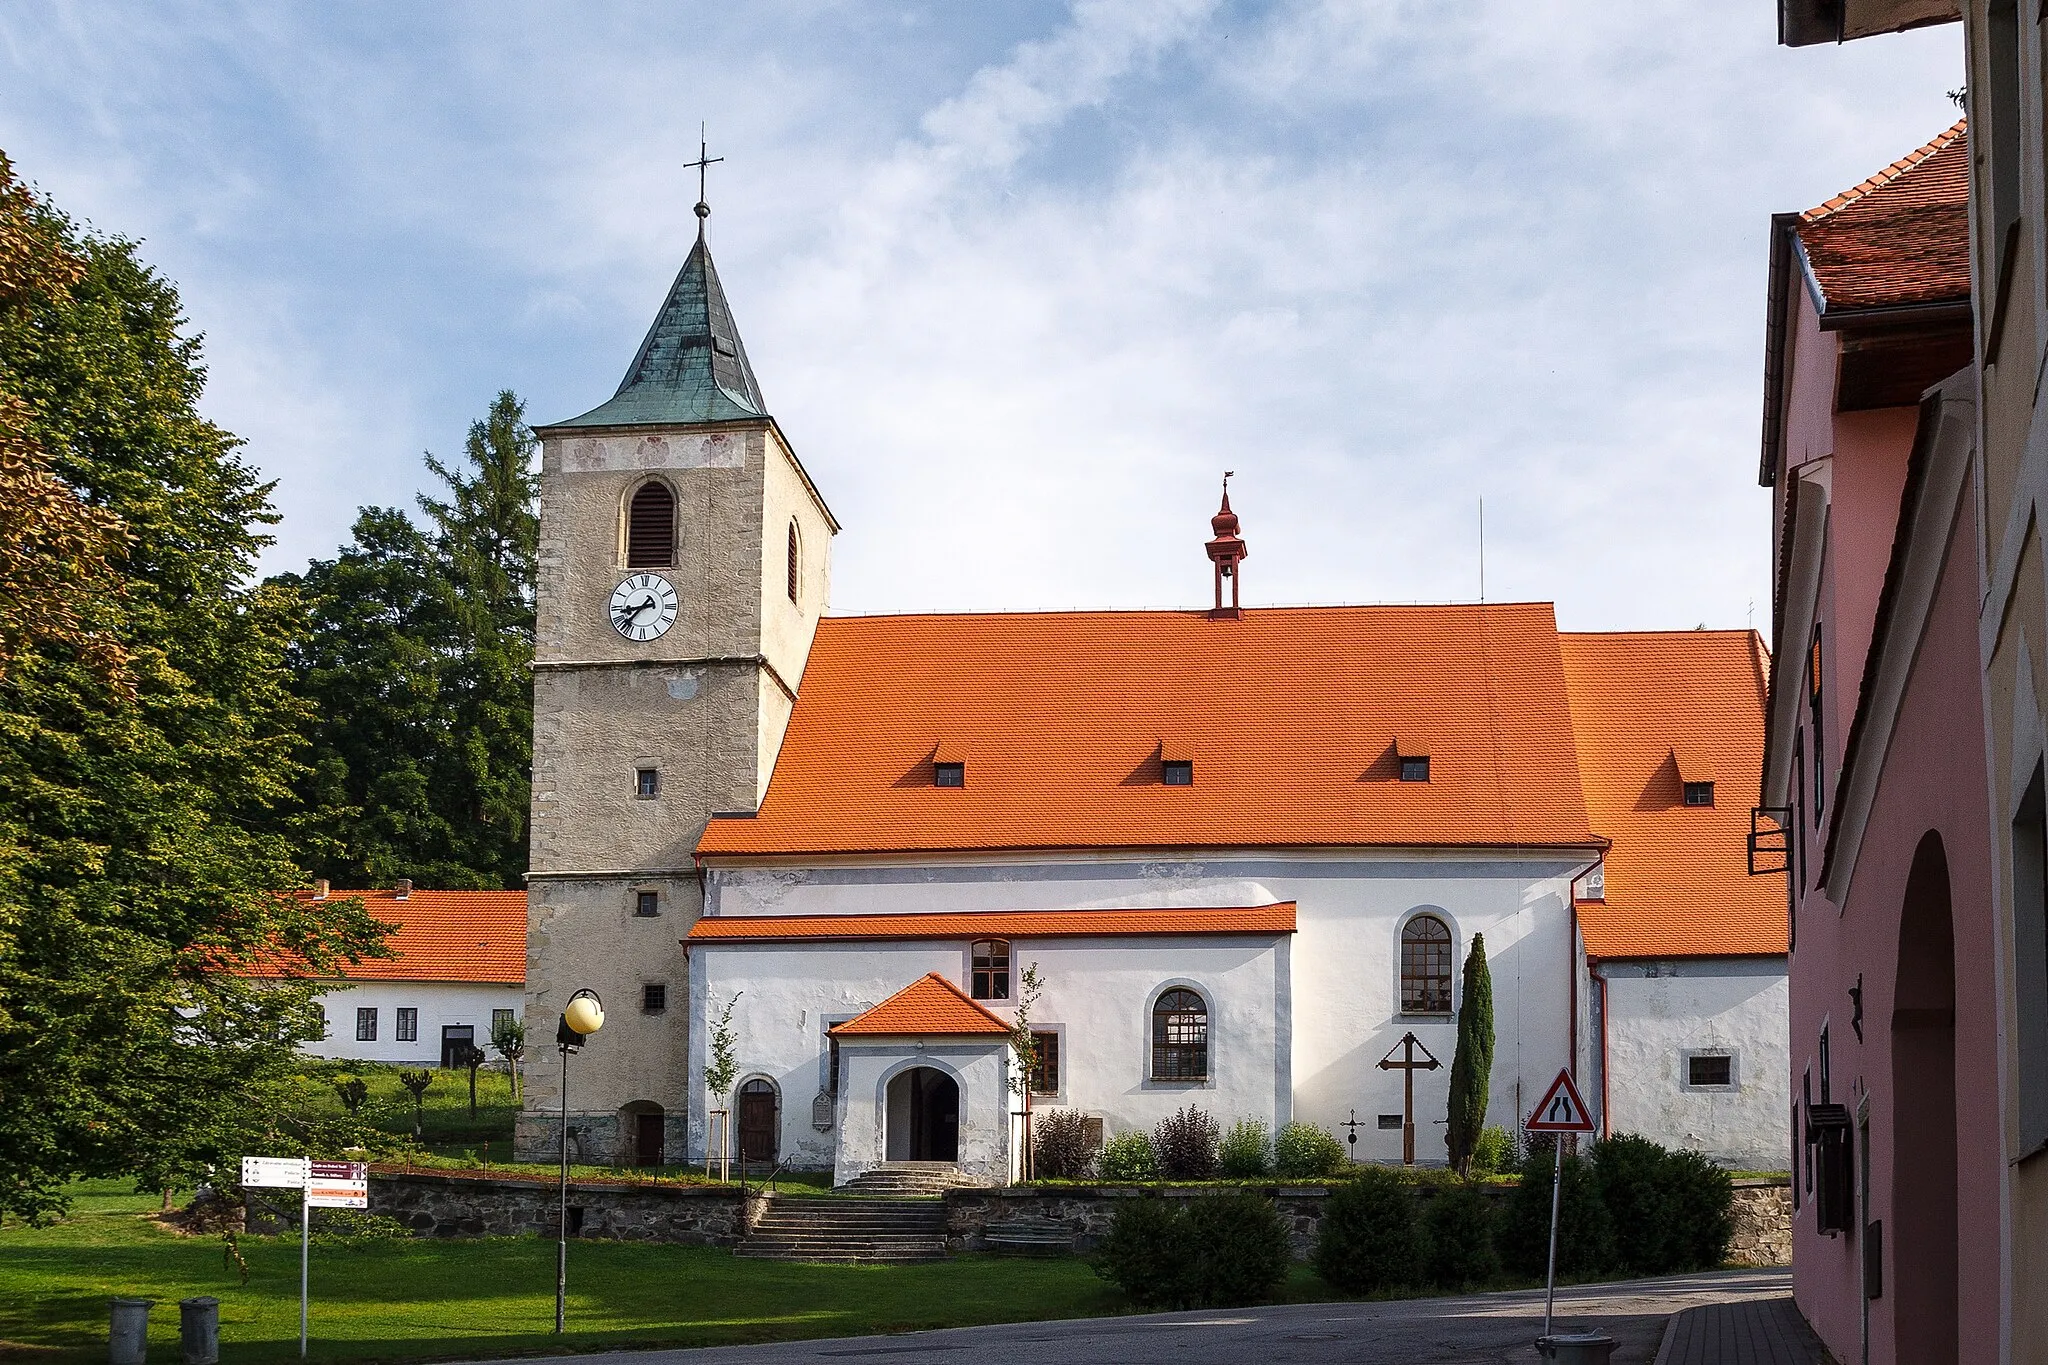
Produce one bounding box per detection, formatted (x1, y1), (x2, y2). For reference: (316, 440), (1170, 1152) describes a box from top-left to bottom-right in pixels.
(634, 890), (661, 918)
(642, 983), (667, 1013)
(971, 939), (1011, 999)
(1688, 1053), (1733, 1087)
(1162, 760), (1194, 786)
(636, 767), (660, 799)
(934, 761), (965, 788)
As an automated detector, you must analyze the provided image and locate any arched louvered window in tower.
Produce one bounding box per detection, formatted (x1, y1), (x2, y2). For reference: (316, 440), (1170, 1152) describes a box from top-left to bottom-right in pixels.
(1401, 915), (1454, 1015)
(625, 481), (676, 568)
(787, 520), (801, 604)
(1151, 988), (1209, 1081)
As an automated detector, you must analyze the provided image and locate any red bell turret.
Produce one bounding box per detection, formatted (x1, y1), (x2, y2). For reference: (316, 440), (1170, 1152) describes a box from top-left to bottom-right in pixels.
(1205, 472), (1248, 618)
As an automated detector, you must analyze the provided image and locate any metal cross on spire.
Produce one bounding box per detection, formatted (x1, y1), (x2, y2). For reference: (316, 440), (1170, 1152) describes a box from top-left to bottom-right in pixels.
(685, 123), (723, 237)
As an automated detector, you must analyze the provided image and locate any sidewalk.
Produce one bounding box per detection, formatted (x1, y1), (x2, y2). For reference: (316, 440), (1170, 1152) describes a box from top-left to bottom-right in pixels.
(1654, 1295), (1829, 1365)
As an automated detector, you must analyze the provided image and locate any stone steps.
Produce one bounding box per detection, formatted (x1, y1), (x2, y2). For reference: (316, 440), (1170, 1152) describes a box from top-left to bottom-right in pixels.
(738, 1191), (949, 1264)
(837, 1162), (984, 1197)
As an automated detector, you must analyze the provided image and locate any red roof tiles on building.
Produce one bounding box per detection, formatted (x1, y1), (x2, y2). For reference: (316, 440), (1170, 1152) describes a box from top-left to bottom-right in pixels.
(1561, 632), (1786, 960)
(686, 904), (1297, 944)
(698, 604), (1597, 858)
(286, 888), (527, 984)
(828, 973), (1013, 1036)
(1797, 120), (1969, 312)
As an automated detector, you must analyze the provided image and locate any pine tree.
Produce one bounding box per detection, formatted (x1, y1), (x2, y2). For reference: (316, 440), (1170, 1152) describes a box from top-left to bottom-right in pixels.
(1445, 932), (1495, 1177)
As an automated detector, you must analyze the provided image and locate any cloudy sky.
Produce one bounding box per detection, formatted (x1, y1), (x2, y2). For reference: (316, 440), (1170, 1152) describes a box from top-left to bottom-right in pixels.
(1, 2), (1960, 629)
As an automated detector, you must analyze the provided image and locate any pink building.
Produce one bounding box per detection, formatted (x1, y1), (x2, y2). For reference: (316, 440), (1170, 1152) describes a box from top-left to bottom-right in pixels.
(1759, 123), (1998, 1363)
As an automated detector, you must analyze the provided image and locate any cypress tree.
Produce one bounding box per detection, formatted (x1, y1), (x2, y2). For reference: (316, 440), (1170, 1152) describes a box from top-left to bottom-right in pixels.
(1445, 931), (1495, 1177)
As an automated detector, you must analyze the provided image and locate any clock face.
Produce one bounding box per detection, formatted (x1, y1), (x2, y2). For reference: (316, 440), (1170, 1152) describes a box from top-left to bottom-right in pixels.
(609, 573), (678, 642)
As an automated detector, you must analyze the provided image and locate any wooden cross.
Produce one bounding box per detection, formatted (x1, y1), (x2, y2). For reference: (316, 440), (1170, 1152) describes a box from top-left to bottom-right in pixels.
(1377, 1031), (1441, 1166)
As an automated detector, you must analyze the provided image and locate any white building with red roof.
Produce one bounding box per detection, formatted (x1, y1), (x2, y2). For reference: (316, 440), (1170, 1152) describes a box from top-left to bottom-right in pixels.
(517, 210), (1788, 1181)
(294, 883), (527, 1068)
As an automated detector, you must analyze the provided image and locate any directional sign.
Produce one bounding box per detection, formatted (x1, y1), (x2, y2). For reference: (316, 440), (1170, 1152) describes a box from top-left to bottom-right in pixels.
(1525, 1068), (1595, 1133)
(241, 1156), (310, 1188)
(306, 1160), (368, 1209)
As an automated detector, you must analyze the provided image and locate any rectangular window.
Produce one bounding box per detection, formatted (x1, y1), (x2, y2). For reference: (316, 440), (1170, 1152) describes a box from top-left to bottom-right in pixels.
(934, 761), (965, 788)
(1686, 1053), (1733, 1088)
(1802, 1068), (1814, 1197)
(1399, 756), (1431, 783)
(642, 983), (667, 1013)
(1819, 1024), (1832, 1105)
(1378, 1113), (1403, 1130)
(2014, 762), (2048, 1152)
(634, 890), (660, 917)
(1809, 625), (1826, 820)
(356, 1007), (378, 1042)
(635, 767), (660, 799)
(1162, 760), (1194, 786)
(1683, 781), (1716, 807)
(491, 1008), (515, 1038)
(1793, 731), (1808, 887)
(395, 1007), (418, 1043)
(1031, 1031), (1061, 1095)
(827, 1035), (841, 1097)
(971, 940), (1011, 1000)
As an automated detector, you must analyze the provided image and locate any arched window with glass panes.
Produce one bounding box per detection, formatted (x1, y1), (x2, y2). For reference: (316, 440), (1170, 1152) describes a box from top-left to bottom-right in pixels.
(1401, 914), (1454, 1015)
(1151, 987), (1209, 1081)
(625, 480), (676, 568)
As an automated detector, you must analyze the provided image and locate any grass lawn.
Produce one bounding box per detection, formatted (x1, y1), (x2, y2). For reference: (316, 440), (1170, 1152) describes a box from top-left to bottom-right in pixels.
(296, 1061), (519, 1153)
(0, 1181), (1141, 1363)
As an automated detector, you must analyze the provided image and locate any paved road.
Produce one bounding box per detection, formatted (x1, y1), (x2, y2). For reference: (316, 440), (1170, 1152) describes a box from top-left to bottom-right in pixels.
(488, 1269), (1790, 1365)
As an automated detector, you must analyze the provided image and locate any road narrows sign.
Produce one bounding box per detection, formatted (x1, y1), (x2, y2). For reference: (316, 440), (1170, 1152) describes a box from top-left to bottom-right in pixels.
(1525, 1068), (1595, 1133)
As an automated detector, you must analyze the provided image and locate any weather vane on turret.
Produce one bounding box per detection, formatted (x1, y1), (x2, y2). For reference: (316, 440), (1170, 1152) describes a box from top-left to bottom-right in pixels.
(685, 123), (723, 237)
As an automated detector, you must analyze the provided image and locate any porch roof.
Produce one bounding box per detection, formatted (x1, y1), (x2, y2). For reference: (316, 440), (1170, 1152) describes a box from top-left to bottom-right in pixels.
(829, 973), (1012, 1037)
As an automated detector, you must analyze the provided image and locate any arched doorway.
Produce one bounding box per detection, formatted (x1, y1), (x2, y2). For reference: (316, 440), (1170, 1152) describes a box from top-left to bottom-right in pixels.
(737, 1078), (779, 1164)
(1891, 831), (1957, 1364)
(620, 1100), (665, 1167)
(885, 1066), (960, 1162)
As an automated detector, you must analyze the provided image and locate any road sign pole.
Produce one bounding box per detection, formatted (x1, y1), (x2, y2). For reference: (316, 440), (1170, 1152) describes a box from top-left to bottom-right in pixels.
(299, 1181), (309, 1359)
(1543, 1139), (1562, 1338)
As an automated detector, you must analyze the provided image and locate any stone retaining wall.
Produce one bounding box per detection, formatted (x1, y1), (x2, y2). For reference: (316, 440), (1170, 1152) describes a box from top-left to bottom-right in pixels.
(1728, 1181), (1792, 1267)
(366, 1171), (757, 1245)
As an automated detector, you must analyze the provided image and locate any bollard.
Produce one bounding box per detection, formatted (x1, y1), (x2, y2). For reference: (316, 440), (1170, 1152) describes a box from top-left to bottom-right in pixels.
(109, 1297), (154, 1365)
(177, 1298), (219, 1365)
(1536, 1332), (1617, 1364)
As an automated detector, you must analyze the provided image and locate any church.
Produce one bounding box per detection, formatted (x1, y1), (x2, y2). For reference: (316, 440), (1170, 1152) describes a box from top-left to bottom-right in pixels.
(514, 201), (1789, 1180)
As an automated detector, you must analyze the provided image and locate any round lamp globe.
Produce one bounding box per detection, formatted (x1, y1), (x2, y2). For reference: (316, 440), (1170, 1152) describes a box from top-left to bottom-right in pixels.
(563, 993), (605, 1037)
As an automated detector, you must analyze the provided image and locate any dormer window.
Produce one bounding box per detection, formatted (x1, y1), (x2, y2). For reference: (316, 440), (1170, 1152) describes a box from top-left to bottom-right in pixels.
(1163, 760), (1194, 786)
(1673, 747), (1714, 809)
(934, 762), (965, 788)
(1400, 756), (1430, 783)
(1684, 781), (1716, 807)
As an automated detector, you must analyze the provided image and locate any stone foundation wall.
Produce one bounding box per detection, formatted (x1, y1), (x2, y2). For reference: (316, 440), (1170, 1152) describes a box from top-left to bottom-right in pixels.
(366, 1171), (757, 1246)
(1728, 1181), (1793, 1267)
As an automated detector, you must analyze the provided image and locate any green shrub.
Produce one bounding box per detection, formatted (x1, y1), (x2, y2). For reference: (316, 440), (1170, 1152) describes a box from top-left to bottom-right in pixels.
(1471, 1125), (1514, 1177)
(308, 1210), (413, 1246)
(1660, 1148), (1734, 1271)
(1591, 1134), (1675, 1273)
(1498, 1147), (1613, 1278)
(1154, 1105), (1220, 1180)
(1312, 1165), (1420, 1293)
(1182, 1193), (1291, 1306)
(1101, 1130), (1157, 1182)
(1274, 1121), (1349, 1178)
(1032, 1109), (1098, 1180)
(1422, 1186), (1498, 1288)
(1094, 1197), (1186, 1307)
(1094, 1194), (1291, 1309)
(1219, 1119), (1272, 1179)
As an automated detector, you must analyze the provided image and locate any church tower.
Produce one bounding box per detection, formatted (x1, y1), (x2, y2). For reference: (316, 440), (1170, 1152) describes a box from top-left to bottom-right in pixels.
(516, 197), (837, 1162)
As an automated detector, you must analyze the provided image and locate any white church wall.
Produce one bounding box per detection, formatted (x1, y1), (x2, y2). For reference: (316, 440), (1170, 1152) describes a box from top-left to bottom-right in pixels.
(833, 1038), (1012, 1185)
(301, 979), (520, 1067)
(1595, 958), (1790, 1170)
(704, 848), (1593, 1168)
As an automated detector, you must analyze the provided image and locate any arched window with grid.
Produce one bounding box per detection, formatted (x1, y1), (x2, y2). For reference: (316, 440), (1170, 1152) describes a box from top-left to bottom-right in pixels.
(625, 481), (676, 568)
(1151, 987), (1209, 1081)
(1401, 914), (1454, 1014)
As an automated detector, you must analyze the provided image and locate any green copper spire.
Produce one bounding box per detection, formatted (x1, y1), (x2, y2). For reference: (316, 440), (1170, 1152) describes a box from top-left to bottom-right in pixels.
(555, 231), (769, 429)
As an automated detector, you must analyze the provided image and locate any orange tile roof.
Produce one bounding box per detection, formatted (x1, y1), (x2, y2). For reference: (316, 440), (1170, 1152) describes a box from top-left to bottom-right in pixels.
(1797, 120), (1968, 312)
(698, 605), (1597, 858)
(686, 903), (1297, 943)
(282, 889), (527, 984)
(829, 973), (1013, 1036)
(1560, 633), (1786, 959)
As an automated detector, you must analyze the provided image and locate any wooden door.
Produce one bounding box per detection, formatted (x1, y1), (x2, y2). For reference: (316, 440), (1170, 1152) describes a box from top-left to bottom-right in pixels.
(737, 1081), (778, 1163)
(634, 1111), (664, 1167)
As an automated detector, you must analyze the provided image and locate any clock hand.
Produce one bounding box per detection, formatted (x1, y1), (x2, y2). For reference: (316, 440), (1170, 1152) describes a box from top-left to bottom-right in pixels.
(614, 595), (657, 621)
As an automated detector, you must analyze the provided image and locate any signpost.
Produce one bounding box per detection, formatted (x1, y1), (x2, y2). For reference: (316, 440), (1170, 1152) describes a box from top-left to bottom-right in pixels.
(1525, 1069), (1595, 1343)
(241, 1158), (365, 1358)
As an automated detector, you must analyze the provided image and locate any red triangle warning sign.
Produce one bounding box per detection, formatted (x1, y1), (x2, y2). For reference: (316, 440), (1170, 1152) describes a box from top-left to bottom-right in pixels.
(1525, 1068), (1595, 1133)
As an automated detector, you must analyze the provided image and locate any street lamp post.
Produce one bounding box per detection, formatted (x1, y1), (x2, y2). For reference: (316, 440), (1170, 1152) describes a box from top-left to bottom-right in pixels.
(554, 989), (605, 1335)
